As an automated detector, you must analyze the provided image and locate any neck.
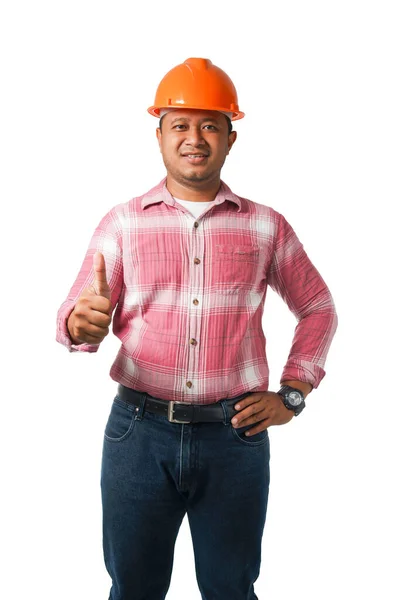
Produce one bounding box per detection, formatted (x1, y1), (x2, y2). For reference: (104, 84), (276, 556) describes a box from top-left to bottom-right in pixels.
(165, 175), (221, 202)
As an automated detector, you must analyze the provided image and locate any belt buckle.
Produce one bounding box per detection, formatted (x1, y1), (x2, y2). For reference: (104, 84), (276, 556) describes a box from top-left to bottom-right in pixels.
(168, 401), (192, 424)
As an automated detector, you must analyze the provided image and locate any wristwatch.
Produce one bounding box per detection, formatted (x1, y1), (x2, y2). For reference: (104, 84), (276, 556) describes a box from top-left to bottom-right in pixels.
(277, 385), (306, 416)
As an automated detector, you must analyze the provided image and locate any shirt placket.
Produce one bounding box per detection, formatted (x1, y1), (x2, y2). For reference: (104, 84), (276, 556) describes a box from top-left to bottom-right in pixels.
(185, 214), (205, 397)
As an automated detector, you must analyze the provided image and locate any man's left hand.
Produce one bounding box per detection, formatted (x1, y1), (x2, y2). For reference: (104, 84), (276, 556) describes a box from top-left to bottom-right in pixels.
(231, 392), (294, 436)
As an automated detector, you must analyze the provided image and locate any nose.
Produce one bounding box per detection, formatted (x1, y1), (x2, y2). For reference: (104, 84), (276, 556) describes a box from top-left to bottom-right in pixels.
(184, 126), (206, 147)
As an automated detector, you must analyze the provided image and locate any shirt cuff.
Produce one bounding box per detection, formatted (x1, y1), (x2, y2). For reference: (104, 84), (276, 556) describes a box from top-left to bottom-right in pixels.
(280, 359), (326, 390)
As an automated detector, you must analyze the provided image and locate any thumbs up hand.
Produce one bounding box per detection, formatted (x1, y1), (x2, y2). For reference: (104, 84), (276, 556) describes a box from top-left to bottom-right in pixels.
(67, 252), (113, 345)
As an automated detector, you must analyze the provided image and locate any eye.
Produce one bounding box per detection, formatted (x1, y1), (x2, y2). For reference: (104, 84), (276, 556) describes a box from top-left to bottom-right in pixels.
(172, 124), (187, 130)
(203, 124), (218, 131)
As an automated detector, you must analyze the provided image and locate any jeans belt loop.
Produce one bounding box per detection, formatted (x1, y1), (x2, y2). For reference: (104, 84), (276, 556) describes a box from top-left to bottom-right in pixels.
(219, 399), (230, 426)
(134, 393), (147, 421)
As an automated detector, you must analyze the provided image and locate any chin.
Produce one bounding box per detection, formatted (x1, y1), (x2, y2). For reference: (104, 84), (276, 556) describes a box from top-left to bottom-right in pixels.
(185, 174), (207, 182)
(182, 169), (211, 182)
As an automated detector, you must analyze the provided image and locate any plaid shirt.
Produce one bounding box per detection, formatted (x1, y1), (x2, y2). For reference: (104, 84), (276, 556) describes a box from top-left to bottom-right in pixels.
(56, 178), (338, 404)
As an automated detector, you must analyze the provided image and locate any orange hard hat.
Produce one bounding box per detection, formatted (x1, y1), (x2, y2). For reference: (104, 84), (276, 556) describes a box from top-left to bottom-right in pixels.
(147, 57), (244, 121)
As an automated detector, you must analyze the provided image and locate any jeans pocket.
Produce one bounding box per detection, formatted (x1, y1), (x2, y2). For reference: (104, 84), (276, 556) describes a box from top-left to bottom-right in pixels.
(104, 396), (136, 443)
(230, 423), (269, 446)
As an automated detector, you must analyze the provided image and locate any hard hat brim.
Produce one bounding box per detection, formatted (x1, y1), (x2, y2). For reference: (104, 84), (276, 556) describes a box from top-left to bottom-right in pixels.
(147, 105), (245, 121)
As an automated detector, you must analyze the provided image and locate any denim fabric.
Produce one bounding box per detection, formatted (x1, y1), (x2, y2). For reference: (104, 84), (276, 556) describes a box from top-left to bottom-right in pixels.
(101, 388), (270, 600)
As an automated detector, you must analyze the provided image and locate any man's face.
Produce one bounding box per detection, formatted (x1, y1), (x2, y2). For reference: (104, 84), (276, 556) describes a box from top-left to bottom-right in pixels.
(156, 109), (237, 189)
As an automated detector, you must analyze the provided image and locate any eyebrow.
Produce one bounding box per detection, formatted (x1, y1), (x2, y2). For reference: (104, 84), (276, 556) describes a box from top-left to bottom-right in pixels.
(169, 116), (221, 125)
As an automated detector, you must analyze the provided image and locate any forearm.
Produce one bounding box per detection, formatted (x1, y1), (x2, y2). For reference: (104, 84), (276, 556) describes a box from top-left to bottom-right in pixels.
(281, 301), (338, 389)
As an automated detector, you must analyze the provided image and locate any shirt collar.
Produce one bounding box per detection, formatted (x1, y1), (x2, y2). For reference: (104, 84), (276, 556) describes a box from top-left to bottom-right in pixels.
(141, 177), (242, 212)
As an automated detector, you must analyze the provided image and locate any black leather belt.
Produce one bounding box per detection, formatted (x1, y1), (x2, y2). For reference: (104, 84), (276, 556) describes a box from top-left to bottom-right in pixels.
(117, 384), (251, 424)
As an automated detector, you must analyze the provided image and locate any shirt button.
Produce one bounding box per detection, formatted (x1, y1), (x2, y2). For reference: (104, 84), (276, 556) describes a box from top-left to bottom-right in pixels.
(194, 222), (199, 228)
(190, 338), (197, 346)
(194, 257), (201, 264)
(186, 381), (193, 388)
(193, 299), (199, 305)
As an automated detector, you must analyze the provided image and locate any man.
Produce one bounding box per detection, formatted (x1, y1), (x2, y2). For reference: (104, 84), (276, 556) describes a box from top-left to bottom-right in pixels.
(56, 57), (338, 600)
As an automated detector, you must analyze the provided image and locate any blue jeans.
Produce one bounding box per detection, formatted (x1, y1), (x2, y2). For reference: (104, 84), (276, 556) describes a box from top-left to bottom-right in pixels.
(101, 387), (270, 600)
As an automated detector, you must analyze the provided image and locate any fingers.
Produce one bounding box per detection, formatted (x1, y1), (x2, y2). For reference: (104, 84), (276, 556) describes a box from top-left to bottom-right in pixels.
(81, 288), (112, 315)
(240, 418), (270, 437)
(68, 255), (113, 345)
(71, 320), (110, 344)
(92, 251), (111, 299)
(86, 309), (112, 328)
(232, 392), (295, 431)
(69, 296), (112, 345)
(73, 302), (111, 328)
(73, 332), (107, 345)
(83, 321), (110, 339)
(232, 401), (267, 428)
(231, 393), (274, 427)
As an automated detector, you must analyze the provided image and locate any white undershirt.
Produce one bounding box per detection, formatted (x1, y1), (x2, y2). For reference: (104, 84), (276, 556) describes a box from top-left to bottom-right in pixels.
(173, 196), (214, 219)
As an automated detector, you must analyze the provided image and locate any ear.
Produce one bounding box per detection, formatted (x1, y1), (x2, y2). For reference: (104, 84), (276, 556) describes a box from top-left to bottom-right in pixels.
(156, 127), (162, 152)
(227, 130), (237, 154)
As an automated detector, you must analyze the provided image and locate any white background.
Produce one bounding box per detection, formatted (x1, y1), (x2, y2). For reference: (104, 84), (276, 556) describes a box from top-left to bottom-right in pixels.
(1, 1), (399, 598)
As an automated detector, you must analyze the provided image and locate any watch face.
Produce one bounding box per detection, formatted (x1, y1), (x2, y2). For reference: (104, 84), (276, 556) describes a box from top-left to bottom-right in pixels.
(288, 391), (303, 406)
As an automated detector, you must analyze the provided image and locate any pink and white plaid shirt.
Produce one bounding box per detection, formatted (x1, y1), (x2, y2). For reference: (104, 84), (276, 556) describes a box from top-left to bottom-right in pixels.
(56, 178), (338, 404)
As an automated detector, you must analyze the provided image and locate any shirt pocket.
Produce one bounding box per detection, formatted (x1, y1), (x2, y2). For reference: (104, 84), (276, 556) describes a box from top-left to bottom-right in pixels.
(212, 243), (261, 294)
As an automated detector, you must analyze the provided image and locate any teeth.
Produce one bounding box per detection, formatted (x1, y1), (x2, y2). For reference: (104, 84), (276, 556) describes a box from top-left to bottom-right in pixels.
(187, 155), (205, 158)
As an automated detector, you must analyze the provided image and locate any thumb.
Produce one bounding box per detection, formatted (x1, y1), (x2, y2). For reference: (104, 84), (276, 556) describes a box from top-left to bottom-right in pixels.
(92, 251), (111, 300)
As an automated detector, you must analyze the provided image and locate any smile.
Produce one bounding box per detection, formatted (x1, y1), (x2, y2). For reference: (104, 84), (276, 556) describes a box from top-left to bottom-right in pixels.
(182, 155), (208, 164)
